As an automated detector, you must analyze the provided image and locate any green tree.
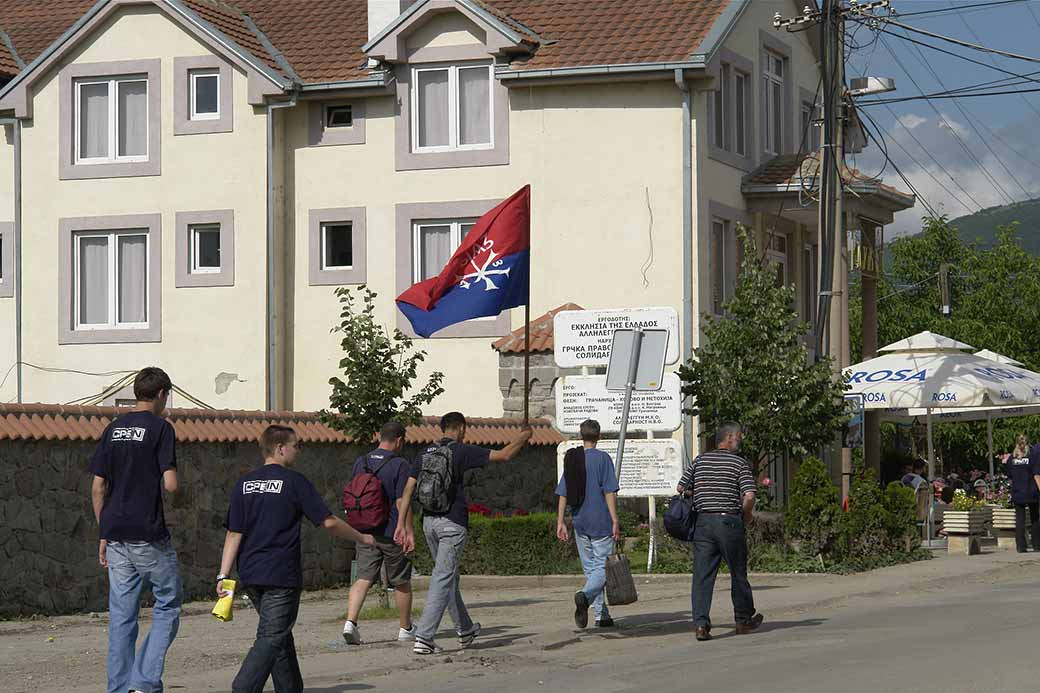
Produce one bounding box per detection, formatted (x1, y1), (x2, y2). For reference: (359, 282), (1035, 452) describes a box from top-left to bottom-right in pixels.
(678, 226), (848, 472)
(320, 286), (445, 443)
(851, 218), (1040, 470)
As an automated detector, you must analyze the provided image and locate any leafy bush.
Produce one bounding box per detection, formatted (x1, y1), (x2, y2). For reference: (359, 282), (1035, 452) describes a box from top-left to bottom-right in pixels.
(785, 457), (842, 556)
(410, 512), (580, 576)
(882, 482), (919, 551)
(951, 489), (986, 511)
(840, 468), (889, 559)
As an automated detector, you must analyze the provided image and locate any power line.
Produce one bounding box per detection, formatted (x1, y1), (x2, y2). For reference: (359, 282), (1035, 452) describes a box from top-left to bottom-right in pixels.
(859, 107), (944, 221)
(896, 24), (1033, 201)
(860, 84), (1040, 105)
(881, 14), (1040, 64)
(894, 0), (1029, 20)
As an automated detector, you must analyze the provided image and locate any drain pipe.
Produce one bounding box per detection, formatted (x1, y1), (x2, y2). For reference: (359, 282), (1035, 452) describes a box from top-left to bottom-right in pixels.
(265, 92), (297, 411)
(675, 69), (694, 460)
(1, 117), (22, 402)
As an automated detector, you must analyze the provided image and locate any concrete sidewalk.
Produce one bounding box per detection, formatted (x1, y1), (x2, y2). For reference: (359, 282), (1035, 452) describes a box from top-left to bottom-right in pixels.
(2, 549), (1037, 692)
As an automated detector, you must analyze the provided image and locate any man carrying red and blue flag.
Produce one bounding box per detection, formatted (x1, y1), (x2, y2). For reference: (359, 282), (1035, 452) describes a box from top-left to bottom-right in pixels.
(397, 185), (530, 338)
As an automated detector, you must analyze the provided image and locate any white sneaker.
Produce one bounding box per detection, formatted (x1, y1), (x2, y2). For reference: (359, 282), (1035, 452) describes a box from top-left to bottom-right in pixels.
(398, 624), (417, 641)
(342, 620), (362, 645)
(413, 636), (442, 655)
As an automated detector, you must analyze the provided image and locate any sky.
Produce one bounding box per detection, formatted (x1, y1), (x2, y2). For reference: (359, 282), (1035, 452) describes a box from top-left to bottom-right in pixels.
(841, 0), (1040, 237)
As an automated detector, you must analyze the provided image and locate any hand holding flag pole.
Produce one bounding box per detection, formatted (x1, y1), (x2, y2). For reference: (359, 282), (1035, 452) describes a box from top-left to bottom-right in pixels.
(396, 185), (532, 423)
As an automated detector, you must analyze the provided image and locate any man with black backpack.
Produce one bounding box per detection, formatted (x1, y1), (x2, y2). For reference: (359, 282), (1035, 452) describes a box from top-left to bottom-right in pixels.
(394, 412), (532, 655)
(341, 421), (415, 645)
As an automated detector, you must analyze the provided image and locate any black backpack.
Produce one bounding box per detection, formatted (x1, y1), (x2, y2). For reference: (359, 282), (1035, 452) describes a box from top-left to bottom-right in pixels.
(416, 441), (456, 513)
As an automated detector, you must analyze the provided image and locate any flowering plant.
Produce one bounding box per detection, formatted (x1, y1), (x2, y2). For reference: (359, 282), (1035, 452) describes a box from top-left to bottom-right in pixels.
(951, 489), (985, 511)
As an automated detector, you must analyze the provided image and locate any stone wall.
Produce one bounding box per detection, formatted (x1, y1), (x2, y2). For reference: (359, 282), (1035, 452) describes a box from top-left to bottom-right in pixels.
(498, 351), (583, 420)
(0, 439), (557, 616)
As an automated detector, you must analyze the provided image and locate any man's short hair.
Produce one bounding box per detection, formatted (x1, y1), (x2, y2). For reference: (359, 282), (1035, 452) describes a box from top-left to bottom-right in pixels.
(260, 425), (296, 457)
(134, 367), (172, 402)
(580, 419), (601, 442)
(912, 458), (926, 472)
(380, 421), (406, 442)
(440, 411), (466, 432)
(716, 421), (742, 446)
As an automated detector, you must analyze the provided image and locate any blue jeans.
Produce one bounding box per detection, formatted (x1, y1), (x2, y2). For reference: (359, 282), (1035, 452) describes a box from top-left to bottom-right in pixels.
(106, 539), (182, 693)
(416, 516), (474, 641)
(691, 514), (754, 629)
(575, 534), (614, 622)
(232, 587), (303, 693)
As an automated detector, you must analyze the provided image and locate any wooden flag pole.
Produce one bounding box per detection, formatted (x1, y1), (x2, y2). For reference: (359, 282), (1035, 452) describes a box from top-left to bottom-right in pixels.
(523, 301), (531, 426)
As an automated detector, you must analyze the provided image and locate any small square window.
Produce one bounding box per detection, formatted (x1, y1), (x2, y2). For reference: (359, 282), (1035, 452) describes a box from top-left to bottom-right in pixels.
(114, 398), (137, 408)
(321, 223), (353, 270)
(190, 70), (220, 120)
(190, 224), (221, 273)
(325, 105), (353, 128)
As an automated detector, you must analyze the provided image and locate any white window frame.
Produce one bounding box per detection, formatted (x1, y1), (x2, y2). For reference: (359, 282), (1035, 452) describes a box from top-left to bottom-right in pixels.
(763, 52), (785, 155)
(189, 69), (220, 121)
(766, 232), (788, 287)
(72, 230), (150, 331)
(74, 76), (149, 165)
(320, 222), (354, 271)
(410, 63), (495, 154)
(189, 223), (221, 274)
(411, 218), (494, 323)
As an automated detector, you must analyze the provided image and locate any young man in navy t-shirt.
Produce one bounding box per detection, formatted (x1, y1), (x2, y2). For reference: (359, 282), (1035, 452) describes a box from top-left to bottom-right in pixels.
(394, 411), (531, 655)
(342, 421), (415, 645)
(217, 425), (375, 693)
(89, 366), (180, 693)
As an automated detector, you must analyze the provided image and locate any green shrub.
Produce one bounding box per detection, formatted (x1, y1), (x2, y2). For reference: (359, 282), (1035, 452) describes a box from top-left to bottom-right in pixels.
(882, 482), (919, 551)
(840, 468), (889, 558)
(410, 512), (580, 576)
(785, 457), (842, 556)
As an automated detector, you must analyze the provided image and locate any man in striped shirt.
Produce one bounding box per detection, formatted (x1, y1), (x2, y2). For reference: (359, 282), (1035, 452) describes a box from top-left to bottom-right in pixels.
(677, 421), (763, 641)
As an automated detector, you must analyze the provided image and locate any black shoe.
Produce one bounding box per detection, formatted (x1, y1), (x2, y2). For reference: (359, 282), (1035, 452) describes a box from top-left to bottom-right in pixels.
(735, 613), (765, 635)
(574, 591), (590, 628)
(695, 626), (711, 641)
(595, 617), (615, 628)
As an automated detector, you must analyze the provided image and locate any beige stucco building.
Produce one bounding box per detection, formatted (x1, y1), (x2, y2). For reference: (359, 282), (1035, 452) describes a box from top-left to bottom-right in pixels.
(0, 0), (912, 429)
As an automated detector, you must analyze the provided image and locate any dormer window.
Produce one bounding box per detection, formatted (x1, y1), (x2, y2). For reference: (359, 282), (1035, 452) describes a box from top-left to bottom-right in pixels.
(412, 63), (493, 152)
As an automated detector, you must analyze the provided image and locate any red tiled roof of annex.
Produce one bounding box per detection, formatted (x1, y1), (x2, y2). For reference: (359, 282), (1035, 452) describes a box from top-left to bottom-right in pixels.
(0, 404), (563, 446)
(744, 153), (915, 203)
(0, 0), (733, 82)
(492, 303), (583, 354)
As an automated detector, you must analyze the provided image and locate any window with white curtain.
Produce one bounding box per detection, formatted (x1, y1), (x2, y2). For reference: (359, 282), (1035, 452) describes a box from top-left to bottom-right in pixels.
(75, 76), (149, 163)
(412, 64), (493, 152)
(763, 52), (785, 155)
(189, 69), (219, 120)
(412, 219), (476, 282)
(189, 224), (221, 274)
(73, 230), (149, 330)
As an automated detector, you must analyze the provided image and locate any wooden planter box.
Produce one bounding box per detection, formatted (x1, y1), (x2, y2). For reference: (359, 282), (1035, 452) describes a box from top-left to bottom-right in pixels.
(992, 507), (1017, 531)
(943, 510), (987, 535)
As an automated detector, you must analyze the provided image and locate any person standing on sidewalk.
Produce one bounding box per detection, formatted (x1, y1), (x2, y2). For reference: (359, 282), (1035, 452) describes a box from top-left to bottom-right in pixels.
(1006, 434), (1040, 553)
(394, 412), (531, 655)
(89, 367), (181, 693)
(342, 421), (416, 645)
(217, 425), (375, 693)
(677, 421), (763, 641)
(554, 419), (621, 629)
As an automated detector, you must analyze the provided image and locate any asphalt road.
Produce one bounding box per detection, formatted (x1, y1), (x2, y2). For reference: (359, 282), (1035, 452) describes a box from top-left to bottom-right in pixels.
(4, 550), (1038, 692)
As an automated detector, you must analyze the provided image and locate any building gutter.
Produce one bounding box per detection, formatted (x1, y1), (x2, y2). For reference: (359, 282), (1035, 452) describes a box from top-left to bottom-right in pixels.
(498, 60), (706, 81)
(298, 74), (391, 92)
(266, 92), (298, 410)
(0, 116), (21, 402)
(675, 68), (694, 459)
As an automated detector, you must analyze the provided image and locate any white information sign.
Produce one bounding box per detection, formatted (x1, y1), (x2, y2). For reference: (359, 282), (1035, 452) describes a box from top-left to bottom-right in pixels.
(553, 307), (680, 368)
(556, 439), (684, 498)
(555, 373), (682, 433)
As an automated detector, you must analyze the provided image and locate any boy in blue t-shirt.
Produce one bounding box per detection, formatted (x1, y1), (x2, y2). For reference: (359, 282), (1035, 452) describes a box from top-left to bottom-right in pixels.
(555, 419), (621, 629)
(216, 425), (375, 693)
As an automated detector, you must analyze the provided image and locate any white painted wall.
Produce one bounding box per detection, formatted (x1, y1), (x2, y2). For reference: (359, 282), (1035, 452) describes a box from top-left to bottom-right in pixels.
(0, 124), (15, 401)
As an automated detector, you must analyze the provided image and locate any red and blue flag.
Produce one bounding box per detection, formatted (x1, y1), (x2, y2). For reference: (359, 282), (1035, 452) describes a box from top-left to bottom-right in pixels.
(397, 185), (530, 338)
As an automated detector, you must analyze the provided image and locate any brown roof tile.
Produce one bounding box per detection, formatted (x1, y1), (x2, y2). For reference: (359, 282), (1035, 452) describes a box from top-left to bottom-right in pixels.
(492, 302), (584, 354)
(0, 404), (562, 447)
(744, 152), (915, 202)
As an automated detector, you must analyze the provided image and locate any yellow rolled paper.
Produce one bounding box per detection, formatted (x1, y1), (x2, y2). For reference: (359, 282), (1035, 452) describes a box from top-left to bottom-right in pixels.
(212, 579), (236, 622)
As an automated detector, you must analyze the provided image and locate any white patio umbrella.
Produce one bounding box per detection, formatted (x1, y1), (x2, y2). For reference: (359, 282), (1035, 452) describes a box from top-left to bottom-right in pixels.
(879, 350), (1040, 477)
(845, 331), (1040, 478)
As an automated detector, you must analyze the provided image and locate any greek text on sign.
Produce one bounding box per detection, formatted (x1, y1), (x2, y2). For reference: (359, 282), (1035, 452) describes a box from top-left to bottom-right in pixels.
(556, 439), (683, 498)
(554, 307), (680, 368)
(555, 374), (682, 433)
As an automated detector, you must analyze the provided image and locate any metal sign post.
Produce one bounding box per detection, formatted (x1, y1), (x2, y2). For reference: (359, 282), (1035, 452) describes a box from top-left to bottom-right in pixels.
(646, 429), (656, 572)
(614, 328), (644, 481)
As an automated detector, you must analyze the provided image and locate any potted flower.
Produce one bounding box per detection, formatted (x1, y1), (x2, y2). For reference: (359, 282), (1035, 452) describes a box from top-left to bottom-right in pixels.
(942, 490), (988, 536)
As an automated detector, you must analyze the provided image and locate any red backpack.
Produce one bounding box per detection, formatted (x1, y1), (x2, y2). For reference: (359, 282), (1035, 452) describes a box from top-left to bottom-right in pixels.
(342, 455), (391, 531)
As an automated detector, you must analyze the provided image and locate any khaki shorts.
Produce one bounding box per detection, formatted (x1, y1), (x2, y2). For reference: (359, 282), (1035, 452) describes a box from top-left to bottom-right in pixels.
(355, 537), (412, 586)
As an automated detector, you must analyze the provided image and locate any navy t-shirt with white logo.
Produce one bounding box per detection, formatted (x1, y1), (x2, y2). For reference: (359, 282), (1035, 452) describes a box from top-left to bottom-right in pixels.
(1006, 455), (1040, 504)
(88, 411), (176, 543)
(226, 464), (332, 588)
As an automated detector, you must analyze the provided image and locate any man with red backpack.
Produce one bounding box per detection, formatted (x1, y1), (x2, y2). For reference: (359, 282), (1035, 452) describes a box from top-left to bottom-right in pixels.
(341, 421), (415, 645)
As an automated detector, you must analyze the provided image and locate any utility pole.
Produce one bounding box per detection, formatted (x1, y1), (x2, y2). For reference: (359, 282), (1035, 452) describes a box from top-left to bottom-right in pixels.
(775, 0), (890, 499)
